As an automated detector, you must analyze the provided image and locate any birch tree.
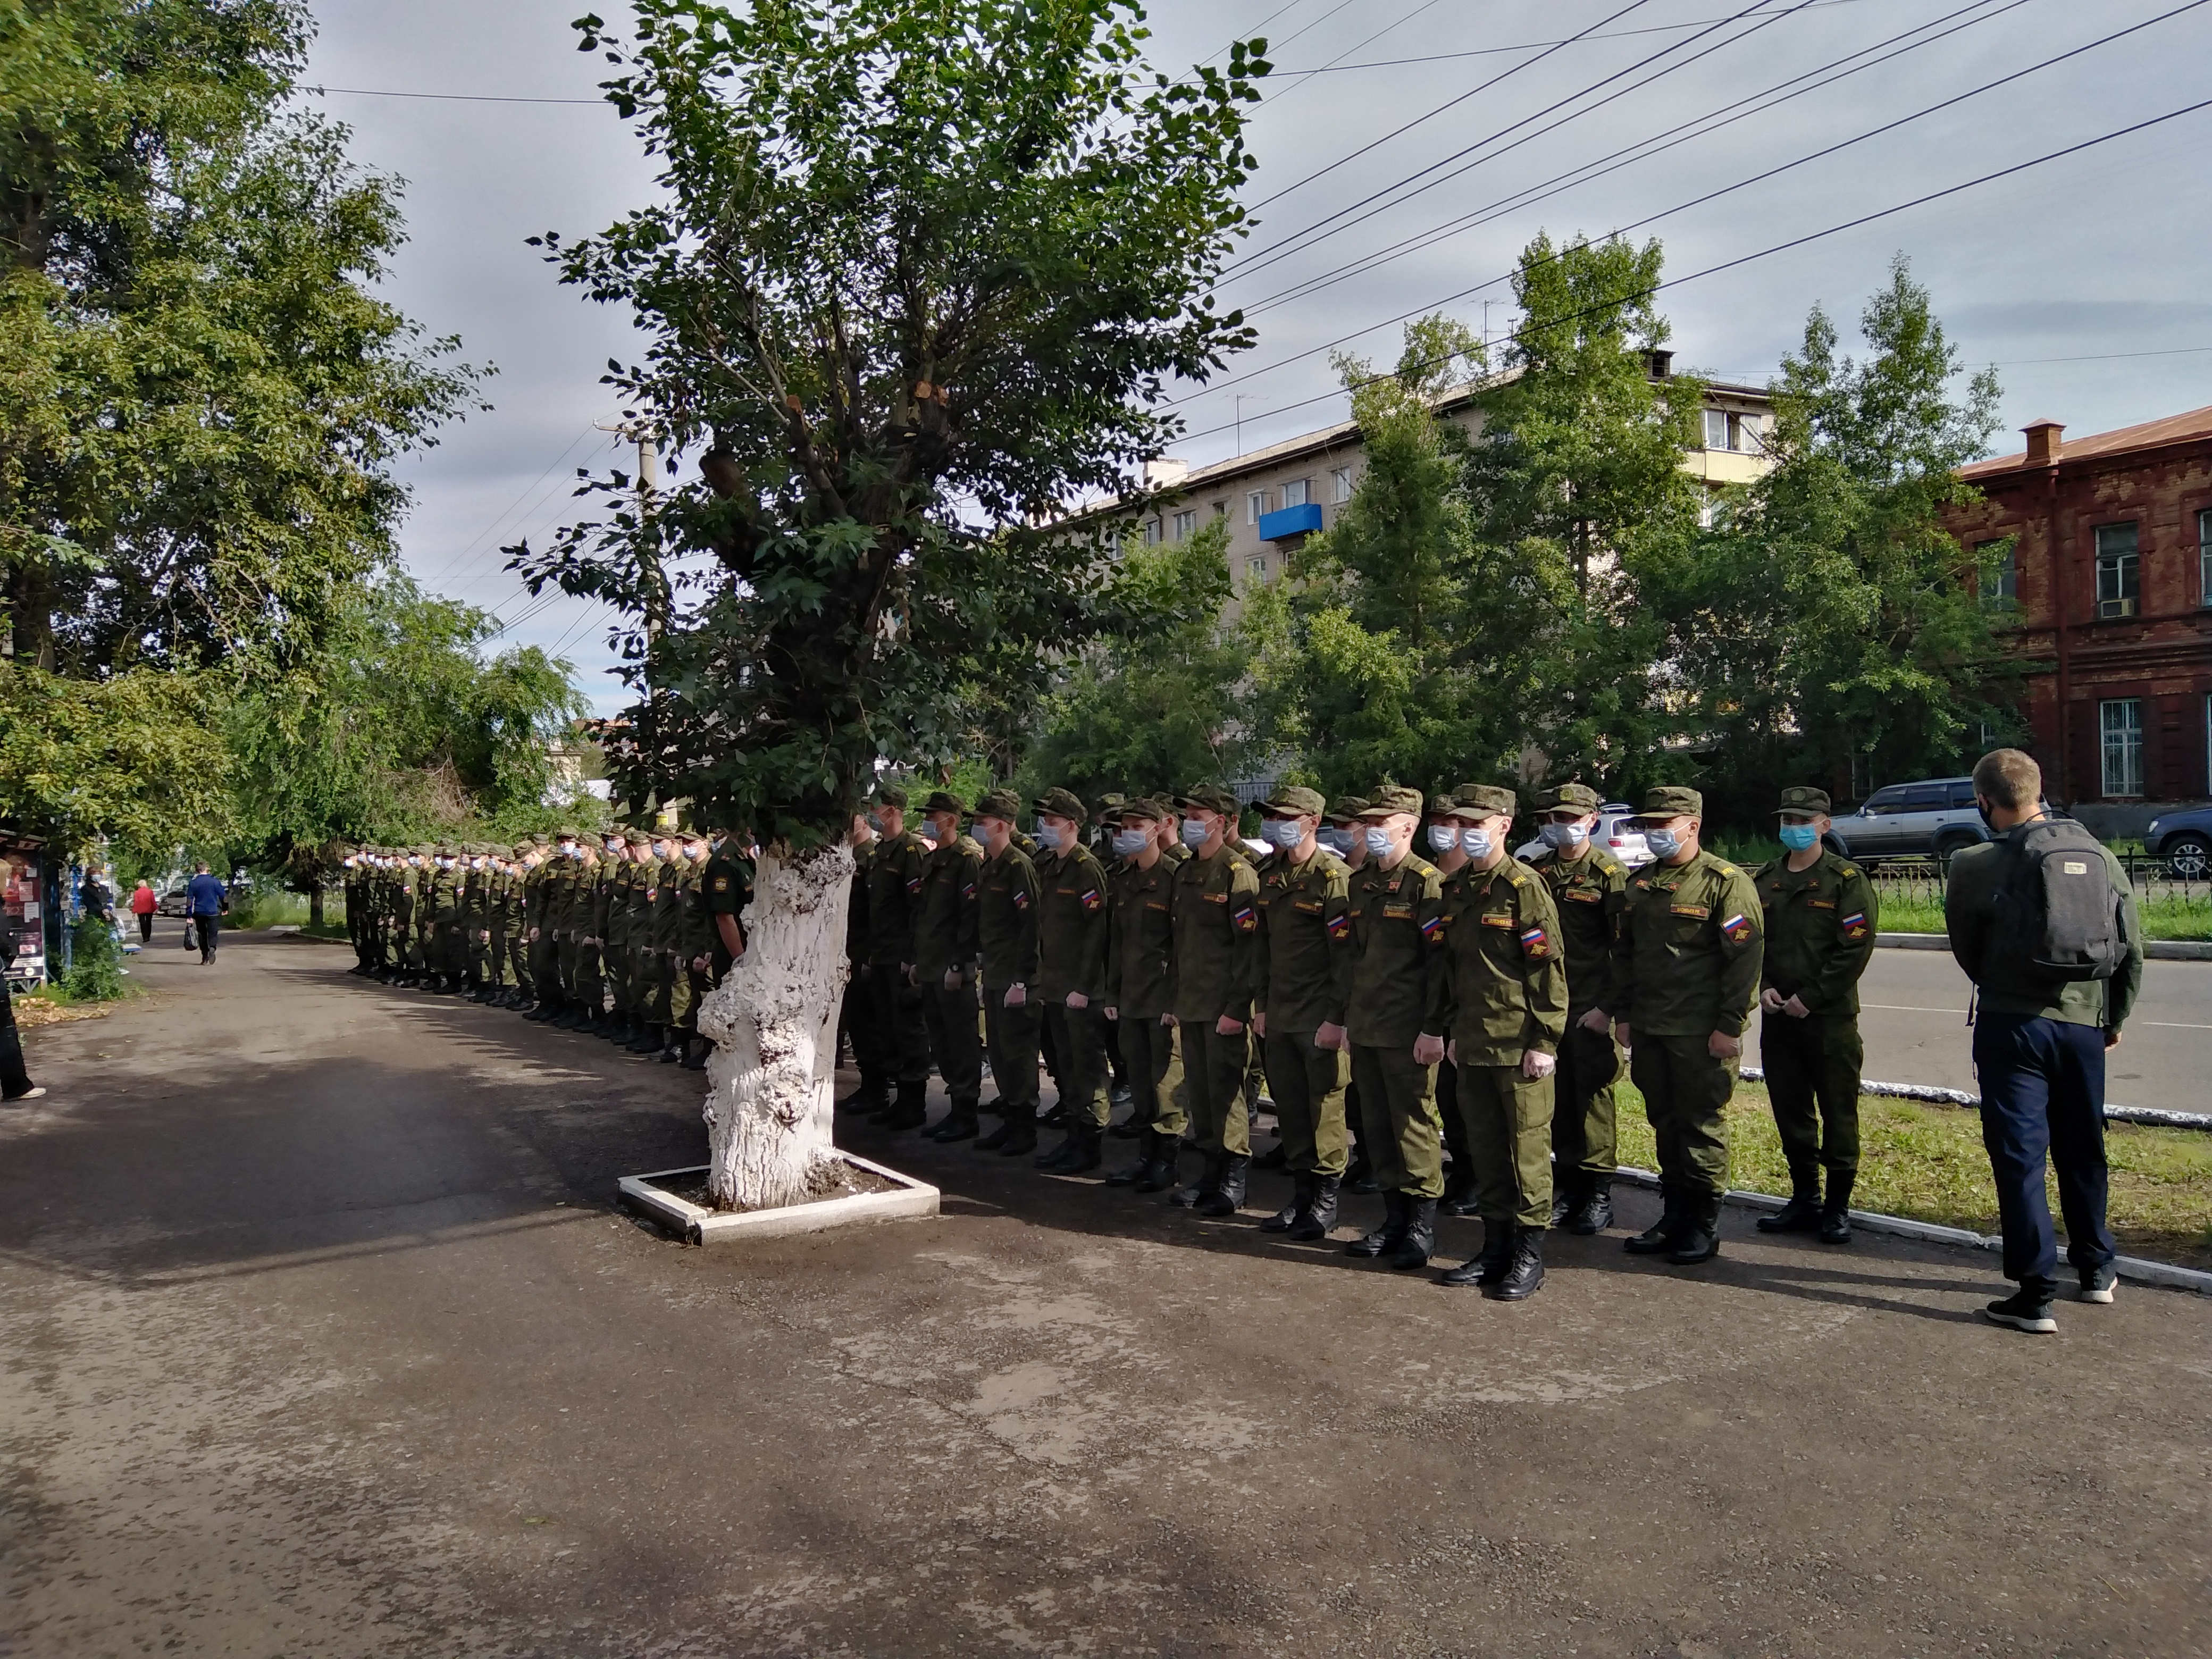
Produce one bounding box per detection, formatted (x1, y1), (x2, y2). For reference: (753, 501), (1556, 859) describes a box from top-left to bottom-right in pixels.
(516, 0), (1266, 1209)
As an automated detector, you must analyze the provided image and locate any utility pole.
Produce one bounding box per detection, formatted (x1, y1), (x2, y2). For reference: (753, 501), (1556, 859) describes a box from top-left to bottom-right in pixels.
(598, 420), (668, 648)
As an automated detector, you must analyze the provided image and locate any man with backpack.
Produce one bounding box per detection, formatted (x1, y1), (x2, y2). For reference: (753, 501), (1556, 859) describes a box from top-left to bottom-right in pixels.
(1946, 749), (2143, 1334)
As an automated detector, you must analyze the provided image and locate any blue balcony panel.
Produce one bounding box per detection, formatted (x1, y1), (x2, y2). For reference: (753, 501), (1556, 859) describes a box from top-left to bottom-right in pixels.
(1257, 502), (1323, 542)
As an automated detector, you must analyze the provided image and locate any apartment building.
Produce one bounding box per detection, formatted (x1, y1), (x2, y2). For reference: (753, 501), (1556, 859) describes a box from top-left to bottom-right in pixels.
(1129, 355), (1777, 614)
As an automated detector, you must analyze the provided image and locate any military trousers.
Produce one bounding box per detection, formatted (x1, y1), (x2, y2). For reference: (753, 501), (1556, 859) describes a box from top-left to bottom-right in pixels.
(843, 965), (887, 1080)
(1044, 1002), (1110, 1128)
(1350, 1044), (1443, 1200)
(509, 929), (534, 995)
(603, 942), (633, 1014)
(1437, 1058), (1469, 1193)
(919, 971), (983, 1108)
(1452, 1060), (1556, 1228)
(576, 941), (604, 1015)
(868, 962), (931, 1085)
(1553, 1017), (1622, 1179)
(555, 935), (580, 1001)
(1260, 1027), (1348, 1177)
(530, 934), (560, 1004)
(1759, 1012), (1862, 1183)
(1629, 1033), (1736, 1200)
(983, 994), (1043, 1117)
(1114, 1015), (1187, 1138)
(1180, 1020), (1253, 1158)
(485, 926), (508, 988)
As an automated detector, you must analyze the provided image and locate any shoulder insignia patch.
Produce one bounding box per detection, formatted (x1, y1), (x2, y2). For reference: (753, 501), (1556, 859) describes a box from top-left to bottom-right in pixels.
(1419, 914), (1446, 939)
(1327, 912), (1352, 940)
(1080, 887), (1103, 912)
(1521, 925), (1551, 958)
(1012, 889), (1029, 910)
(1233, 904), (1258, 932)
(713, 876), (730, 892)
(1723, 913), (1754, 943)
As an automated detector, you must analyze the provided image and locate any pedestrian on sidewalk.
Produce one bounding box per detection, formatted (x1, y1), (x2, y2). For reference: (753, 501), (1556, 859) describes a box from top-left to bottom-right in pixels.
(1947, 749), (2143, 1335)
(186, 864), (228, 964)
(130, 880), (158, 945)
(1, 875), (45, 1102)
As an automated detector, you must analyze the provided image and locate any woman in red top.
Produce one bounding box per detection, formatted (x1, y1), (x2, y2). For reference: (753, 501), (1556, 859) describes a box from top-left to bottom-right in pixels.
(129, 880), (158, 945)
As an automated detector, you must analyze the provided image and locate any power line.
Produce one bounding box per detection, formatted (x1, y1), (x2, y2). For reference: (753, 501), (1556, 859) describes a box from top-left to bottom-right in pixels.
(1176, 0), (2202, 409)
(307, 84), (600, 105)
(1228, 0), (2023, 305)
(1162, 93), (2212, 455)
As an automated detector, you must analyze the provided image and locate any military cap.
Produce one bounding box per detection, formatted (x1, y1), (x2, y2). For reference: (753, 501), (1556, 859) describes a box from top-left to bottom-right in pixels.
(972, 787), (1023, 822)
(1117, 796), (1167, 823)
(625, 828), (654, 847)
(1776, 785), (1831, 816)
(920, 789), (966, 816)
(1359, 785), (1426, 819)
(1327, 794), (1370, 822)
(1096, 791), (1127, 811)
(1428, 792), (1474, 820)
(1541, 782), (1603, 812)
(872, 782), (909, 809)
(1260, 784), (1327, 817)
(1176, 783), (1242, 818)
(511, 843), (533, 858)
(1636, 784), (1704, 820)
(1034, 786), (1087, 824)
(557, 826), (582, 842)
(1453, 783), (1519, 817)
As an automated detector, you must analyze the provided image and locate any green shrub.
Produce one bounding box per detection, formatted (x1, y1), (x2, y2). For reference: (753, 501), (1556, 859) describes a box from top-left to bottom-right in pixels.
(61, 915), (128, 1002)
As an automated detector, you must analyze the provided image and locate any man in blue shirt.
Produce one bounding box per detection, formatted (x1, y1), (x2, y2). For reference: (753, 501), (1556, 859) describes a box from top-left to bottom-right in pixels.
(186, 864), (228, 965)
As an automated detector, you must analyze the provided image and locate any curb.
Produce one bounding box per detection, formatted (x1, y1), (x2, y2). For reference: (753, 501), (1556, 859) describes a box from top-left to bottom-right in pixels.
(1612, 1167), (2212, 1295)
(1736, 1066), (2212, 1133)
(1873, 932), (2211, 962)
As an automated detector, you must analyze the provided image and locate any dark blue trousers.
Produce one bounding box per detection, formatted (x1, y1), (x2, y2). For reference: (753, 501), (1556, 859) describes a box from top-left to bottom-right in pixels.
(1972, 1010), (2117, 1299)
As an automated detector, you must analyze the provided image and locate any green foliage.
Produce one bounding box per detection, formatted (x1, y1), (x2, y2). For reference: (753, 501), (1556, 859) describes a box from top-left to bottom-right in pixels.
(515, 0), (1267, 844)
(61, 913), (127, 1002)
(1, 0), (482, 678)
(1024, 517), (1247, 798)
(0, 660), (233, 859)
(1678, 257), (2009, 819)
(223, 573), (591, 888)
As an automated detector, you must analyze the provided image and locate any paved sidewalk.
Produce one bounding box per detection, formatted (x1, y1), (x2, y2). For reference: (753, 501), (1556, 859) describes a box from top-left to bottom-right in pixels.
(3, 930), (2208, 1657)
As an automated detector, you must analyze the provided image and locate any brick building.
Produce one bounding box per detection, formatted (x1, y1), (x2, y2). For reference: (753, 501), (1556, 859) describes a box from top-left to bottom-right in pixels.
(1947, 407), (2212, 827)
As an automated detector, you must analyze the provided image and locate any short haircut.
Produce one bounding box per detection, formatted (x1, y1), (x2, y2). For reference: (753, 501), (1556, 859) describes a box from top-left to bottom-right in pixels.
(1972, 748), (2041, 811)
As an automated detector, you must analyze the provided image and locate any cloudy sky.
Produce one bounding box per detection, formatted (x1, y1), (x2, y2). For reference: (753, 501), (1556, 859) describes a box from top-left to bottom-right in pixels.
(304, 0), (2212, 713)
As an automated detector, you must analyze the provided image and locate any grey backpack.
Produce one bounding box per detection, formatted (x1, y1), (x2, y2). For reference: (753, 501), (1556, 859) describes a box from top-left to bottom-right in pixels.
(1989, 817), (2125, 982)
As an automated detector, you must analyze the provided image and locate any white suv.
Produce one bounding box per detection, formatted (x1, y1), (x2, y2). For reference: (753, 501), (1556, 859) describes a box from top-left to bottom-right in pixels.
(1516, 802), (1653, 869)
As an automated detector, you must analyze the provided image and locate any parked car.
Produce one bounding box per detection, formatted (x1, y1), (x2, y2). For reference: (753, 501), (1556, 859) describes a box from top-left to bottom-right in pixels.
(1824, 776), (1991, 867)
(155, 887), (192, 918)
(1515, 802), (1653, 869)
(2146, 805), (2212, 879)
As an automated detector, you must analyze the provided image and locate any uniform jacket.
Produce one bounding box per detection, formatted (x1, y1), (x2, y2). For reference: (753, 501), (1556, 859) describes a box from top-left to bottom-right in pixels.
(1105, 854), (1177, 1019)
(1035, 844), (1110, 1004)
(1343, 853), (1447, 1048)
(911, 835), (984, 980)
(976, 844), (1041, 990)
(1753, 849), (1878, 1021)
(703, 851), (753, 976)
(1166, 841), (1262, 1025)
(864, 831), (929, 967)
(1435, 854), (1570, 1065)
(1252, 844), (1350, 1035)
(1528, 842), (1630, 1016)
(1616, 850), (1764, 1038)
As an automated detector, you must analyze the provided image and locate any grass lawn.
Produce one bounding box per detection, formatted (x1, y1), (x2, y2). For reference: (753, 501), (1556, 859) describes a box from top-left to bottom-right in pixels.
(1871, 889), (2209, 941)
(1612, 1077), (2212, 1271)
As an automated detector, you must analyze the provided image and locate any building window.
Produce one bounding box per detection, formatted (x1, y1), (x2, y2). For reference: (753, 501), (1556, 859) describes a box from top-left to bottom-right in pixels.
(1331, 466), (1353, 503)
(1171, 509), (1196, 542)
(1143, 517), (1162, 546)
(1704, 409), (1730, 450)
(1281, 477), (1310, 508)
(1730, 413), (1763, 452)
(2094, 521), (2139, 618)
(1978, 535), (2016, 610)
(2199, 508), (2211, 606)
(2100, 698), (2143, 798)
(1212, 499), (1229, 519)
(1247, 490), (1267, 525)
(1246, 555), (1268, 586)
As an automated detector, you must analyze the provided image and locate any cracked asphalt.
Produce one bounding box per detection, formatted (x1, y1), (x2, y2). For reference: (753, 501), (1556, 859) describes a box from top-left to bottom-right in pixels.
(3, 925), (2208, 1658)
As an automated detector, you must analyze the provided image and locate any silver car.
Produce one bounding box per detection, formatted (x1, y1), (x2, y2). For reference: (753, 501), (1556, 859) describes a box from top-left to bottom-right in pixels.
(1825, 776), (1990, 867)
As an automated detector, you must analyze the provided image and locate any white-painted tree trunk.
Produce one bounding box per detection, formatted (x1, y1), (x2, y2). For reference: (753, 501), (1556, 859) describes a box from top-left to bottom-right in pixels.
(698, 839), (853, 1212)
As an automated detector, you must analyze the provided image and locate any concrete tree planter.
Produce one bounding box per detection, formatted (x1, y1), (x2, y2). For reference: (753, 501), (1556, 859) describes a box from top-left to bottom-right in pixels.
(619, 1152), (938, 1245)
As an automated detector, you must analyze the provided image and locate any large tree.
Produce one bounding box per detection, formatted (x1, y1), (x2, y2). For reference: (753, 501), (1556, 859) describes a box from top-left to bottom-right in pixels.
(519, 0), (1265, 1208)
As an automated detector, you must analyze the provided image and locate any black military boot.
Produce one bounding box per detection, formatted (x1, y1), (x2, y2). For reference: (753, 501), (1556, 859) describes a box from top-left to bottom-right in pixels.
(1036, 1124), (1087, 1170)
(657, 1032), (684, 1063)
(1819, 1173), (1855, 1245)
(1757, 1168), (1823, 1234)
(882, 1078), (931, 1131)
(603, 1011), (632, 1044)
(1566, 1176), (1614, 1236)
(931, 1102), (980, 1143)
(1196, 1153), (1250, 1217)
(998, 1115), (1038, 1158)
(1133, 1131), (1183, 1194)
(1490, 1227), (1546, 1301)
(835, 1073), (885, 1117)
(973, 1112), (1012, 1152)
(1289, 1174), (1340, 1241)
(1440, 1218), (1516, 1287)
(1171, 1152), (1222, 1210)
(1343, 1191), (1407, 1259)
(1388, 1197), (1437, 1270)
(1624, 1184), (1688, 1255)
(628, 1021), (663, 1055)
(1442, 1165), (1480, 1220)
(1669, 1193), (1722, 1264)
(680, 1036), (710, 1070)
(1103, 1135), (1150, 1184)
(1262, 1174), (1313, 1233)
(1059, 1124), (1104, 1176)
(1549, 1172), (1578, 1229)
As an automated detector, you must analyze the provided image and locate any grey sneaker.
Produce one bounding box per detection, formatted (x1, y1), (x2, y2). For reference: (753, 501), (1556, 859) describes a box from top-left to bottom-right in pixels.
(1982, 1291), (2058, 1334)
(2079, 1263), (2118, 1304)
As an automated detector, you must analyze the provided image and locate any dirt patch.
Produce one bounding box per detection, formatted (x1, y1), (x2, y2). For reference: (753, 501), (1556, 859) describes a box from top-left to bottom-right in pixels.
(650, 1159), (902, 1213)
(11, 997), (111, 1029)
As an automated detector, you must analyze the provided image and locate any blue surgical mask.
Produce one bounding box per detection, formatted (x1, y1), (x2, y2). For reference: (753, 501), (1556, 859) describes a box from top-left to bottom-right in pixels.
(866, 812), (885, 834)
(1034, 820), (1062, 853)
(1645, 827), (1683, 859)
(1539, 821), (1588, 850)
(1180, 818), (1210, 850)
(1461, 828), (1495, 859)
(1364, 826), (1394, 858)
(1261, 818), (1302, 849)
(1427, 825), (1459, 854)
(1779, 823), (1820, 852)
(1112, 827), (1151, 858)
(1317, 827), (1353, 855)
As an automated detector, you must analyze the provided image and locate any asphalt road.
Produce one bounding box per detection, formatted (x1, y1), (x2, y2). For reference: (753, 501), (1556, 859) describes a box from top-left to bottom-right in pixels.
(4, 923), (2209, 1658)
(1773, 950), (2212, 1112)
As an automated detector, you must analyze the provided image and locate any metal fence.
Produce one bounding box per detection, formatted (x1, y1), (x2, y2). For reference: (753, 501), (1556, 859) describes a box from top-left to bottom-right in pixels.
(1870, 857), (2212, 914)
